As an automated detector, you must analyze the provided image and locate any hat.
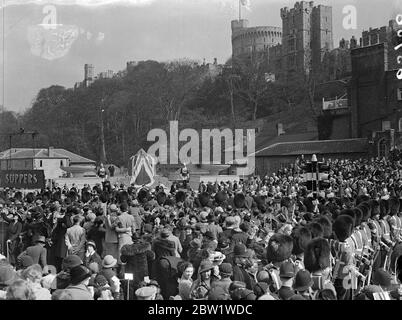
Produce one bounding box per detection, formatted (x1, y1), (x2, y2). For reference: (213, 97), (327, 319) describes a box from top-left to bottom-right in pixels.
(293, 270), (313, 292)
(86, 241), (97, 249)
(234, 243), (252, 258)
(102, 255), (117, 269)
(94, 274), (108, 287)
(69, 265), (91, 285)
(373, 269), (392, 289)
(266, 234), (294, 263)
(135, 286), (157, 300)
(190, 239), (202, 249)
(160, 228), (170, 238)
(304, 238), (331, 273)
(279, 261), (295, 278)
(225, 216), (237, 228)
(333, 215), (354, 242)
(219, 263), (233, 275)
(211, 251), (225, 263)
(200, 211), (209, 222)
(0, 264), (17, 286)
(208, 286), (229, 300)
(198, 261), (215, 274)
(204, 231), (215, 240)
(62, 255), (83, 270)
(109, 204), (118, 211)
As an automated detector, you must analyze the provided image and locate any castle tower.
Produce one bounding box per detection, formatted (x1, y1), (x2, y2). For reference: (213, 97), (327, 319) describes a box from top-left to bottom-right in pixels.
(280, 1), (333, 77)
(84, 64), (94, 87)
(231, 19), (282, 58)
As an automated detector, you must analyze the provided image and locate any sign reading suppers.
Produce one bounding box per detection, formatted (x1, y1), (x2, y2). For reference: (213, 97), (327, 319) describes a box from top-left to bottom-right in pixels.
(0, 170), (45, 189)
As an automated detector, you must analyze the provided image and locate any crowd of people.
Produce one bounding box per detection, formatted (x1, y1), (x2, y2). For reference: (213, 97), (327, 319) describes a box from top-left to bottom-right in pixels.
(0, 156), (402, 300)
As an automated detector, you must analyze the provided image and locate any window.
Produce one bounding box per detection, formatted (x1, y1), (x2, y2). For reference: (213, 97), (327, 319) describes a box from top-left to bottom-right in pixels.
(397, 88), (402, 101)
(378, 139), (387, 158)
(39, 160), (43, 167)
(60, 160), (64, 166)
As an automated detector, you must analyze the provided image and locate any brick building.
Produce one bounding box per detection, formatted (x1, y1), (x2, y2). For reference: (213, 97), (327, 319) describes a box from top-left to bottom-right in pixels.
(349, 41), (402, 157)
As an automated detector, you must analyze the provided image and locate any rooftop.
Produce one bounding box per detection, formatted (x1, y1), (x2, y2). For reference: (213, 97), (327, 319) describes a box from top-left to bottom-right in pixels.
(254, 138), (368, 157)
(0, 148), (96, 164)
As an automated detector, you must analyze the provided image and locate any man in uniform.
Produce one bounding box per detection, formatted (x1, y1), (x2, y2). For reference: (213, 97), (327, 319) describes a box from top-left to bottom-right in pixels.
(331, 214), (355, 300)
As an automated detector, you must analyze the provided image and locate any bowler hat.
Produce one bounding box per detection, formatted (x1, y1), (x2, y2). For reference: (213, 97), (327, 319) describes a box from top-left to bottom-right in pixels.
(62, 255), (83, 270)
(219, 263), (233, 275)
(69, 265), (91, 285)
(102, 255), (117, 269)
(279, 261), (295, 278)
(293, 270), (313, 292)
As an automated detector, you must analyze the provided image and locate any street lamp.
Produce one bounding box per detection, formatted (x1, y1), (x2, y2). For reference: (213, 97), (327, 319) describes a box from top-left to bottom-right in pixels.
(311, 154), (319, 194)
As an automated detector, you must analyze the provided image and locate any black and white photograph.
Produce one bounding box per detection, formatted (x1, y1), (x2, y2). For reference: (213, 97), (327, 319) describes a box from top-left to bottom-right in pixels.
(0, 0), (402, 307)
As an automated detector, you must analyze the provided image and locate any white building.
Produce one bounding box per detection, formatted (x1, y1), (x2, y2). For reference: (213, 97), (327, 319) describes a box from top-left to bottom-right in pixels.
(0, 147), (96, 180)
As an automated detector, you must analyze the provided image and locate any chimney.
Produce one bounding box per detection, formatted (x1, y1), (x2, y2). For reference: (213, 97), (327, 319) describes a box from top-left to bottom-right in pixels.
(48, 146), (54, 157)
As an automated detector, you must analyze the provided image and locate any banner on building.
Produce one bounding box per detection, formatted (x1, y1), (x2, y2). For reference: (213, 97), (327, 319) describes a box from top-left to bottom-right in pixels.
(322, 98), (348, 110)
(0, 170), (45, 189)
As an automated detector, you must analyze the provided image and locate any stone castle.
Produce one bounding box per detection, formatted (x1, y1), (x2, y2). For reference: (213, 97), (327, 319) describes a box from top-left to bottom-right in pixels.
(232, 1), (334, 78)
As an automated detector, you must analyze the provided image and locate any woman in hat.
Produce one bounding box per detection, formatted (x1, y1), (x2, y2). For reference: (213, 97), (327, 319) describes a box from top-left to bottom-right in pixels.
(99, 255), (120, 300)
(65, 265), (93, 300)
(83, 241), (102, 269)
(232, 244), (255, 290)
(177, 261), (194, 300)
(189, 260), (215, 300)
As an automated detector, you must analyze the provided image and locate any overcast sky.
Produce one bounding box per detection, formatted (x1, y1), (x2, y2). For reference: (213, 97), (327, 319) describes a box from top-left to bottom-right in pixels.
(0, 0), (399, 113)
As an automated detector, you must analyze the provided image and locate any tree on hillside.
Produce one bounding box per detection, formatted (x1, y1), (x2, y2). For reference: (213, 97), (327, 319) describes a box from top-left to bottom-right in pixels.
(233, 53), (270, 121)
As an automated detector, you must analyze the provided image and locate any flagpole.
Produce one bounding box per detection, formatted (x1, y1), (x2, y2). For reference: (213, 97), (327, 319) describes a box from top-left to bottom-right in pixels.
(239, 0), (241, 20)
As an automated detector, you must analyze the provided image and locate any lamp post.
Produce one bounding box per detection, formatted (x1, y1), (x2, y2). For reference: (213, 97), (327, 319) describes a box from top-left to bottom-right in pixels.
(311, 154), (318, 194)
